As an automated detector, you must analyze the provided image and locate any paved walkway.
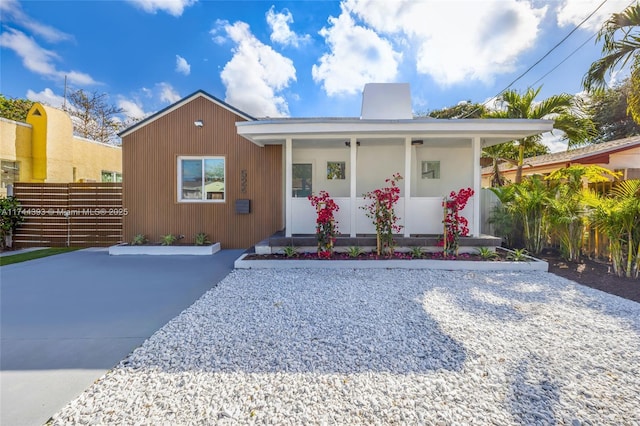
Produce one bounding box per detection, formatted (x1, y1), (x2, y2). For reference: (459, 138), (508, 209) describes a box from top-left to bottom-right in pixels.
(0, 248), (242, 426)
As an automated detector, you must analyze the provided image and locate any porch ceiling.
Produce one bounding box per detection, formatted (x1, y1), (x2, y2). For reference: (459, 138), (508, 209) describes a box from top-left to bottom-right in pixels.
(292, 137), (472, 149)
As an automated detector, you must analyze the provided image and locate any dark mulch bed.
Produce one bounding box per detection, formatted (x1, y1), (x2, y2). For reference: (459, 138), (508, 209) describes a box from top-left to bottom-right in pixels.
(538, 249), (639, 304)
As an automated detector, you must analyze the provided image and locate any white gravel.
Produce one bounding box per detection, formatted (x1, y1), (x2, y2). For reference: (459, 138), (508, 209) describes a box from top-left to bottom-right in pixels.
(50, 269), (640, 425)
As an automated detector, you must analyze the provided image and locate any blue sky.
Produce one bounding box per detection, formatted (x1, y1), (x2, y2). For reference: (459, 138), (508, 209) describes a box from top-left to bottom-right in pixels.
(0, 0), (634, 150)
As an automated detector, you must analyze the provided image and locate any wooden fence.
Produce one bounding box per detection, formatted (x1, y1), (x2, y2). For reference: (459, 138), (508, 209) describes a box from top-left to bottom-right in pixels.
(11, 183), (124, 247)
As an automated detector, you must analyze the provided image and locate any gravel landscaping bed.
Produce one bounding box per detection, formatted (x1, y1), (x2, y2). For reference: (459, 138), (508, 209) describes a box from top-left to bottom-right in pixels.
(49, 269), (640, 425)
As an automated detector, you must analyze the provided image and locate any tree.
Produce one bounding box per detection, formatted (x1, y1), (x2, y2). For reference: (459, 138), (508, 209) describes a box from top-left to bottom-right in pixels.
(426, 101), (487, 119)
(484, 87), (596, 183)
(583, 3), (640, 123)
(482, 141), (549, 187)
(586, 78), (640, 142)
(0, 94), (34, 122)
(583, 179), (640, 278)
(545, 165), (619, 262)
(64, 89), (123, 144)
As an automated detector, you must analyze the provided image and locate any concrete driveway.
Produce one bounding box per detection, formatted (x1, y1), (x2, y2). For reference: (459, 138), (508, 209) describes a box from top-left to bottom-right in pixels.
(0, 248), (243, 426)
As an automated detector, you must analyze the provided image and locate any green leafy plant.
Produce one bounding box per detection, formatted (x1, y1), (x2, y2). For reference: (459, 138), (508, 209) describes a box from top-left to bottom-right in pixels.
(546, 165), (619, 262)
(160, 234), (177, 246)
(282, 245), (298, 258)
(346, 246), (365, 258)
(410, 246), (425, 259)
(506, 176), (552, 255)
(583, 179), (640, 278)
(0, 196), (25, 249)
(506, 248), (529, 262)
(476, 247), (499, 260)
(194, 232), (211, 246)
(361, 173), (403, 257)
(131, 233), (147, 246)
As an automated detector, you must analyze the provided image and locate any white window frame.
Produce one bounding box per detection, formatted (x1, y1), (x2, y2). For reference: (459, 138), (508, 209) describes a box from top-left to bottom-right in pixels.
(177, 156), (226, 203)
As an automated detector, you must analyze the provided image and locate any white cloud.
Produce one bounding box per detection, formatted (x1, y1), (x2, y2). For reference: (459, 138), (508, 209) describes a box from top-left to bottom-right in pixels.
(556, 0), (631, 32)
(157, 82), (181, 103)
(333, 0), (546, 87)
(25, 87), (66, 108)
(0, 28), (97, 85)
(210, 19), (229, 45)
(175, 55), (191, 75)
(541, 132), (567, 153)
(266, 6), (310, 48)
(126, 0), (196, 17)
(0, 0), (73, 43)
(118, 97), (148, 119)
(219, 21), (296, 117)
(312, 3), (401, 96)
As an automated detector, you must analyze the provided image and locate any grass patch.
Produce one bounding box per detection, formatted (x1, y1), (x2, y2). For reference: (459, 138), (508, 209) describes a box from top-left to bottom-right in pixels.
(0, 247), (81, 266)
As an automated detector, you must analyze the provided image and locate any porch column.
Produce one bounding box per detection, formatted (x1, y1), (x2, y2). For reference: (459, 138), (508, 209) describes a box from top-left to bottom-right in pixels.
(472, 136), (481, 236)
(349, 136), (357, 237)
(404, 136), (411, 237)
(285, 137), (293, 237)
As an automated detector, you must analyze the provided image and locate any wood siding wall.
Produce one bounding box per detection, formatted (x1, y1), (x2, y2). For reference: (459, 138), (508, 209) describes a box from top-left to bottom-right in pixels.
(122, 96), (283, 249)
(12, 182), (123, 247)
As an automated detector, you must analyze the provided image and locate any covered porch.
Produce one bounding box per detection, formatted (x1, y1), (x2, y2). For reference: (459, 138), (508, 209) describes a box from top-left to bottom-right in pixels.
(236, 118), (554, 240)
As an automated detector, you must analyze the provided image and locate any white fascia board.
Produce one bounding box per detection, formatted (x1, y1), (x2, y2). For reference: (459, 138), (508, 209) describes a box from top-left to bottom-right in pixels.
(236, 119), (554, 144)
(120, 91), (253, 138)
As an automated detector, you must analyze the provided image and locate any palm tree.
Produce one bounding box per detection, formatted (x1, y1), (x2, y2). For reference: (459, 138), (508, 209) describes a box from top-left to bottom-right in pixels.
(583, 179), (640, 278)
(583, 3), (640, 122)
(485, 87), (595, 183)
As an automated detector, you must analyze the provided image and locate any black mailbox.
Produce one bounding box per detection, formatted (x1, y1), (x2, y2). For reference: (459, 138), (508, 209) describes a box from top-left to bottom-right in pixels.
(235, 199), (251, 214)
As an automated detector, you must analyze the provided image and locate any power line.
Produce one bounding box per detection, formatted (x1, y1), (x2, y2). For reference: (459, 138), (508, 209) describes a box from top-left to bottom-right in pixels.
(528, 0), (638, 90)
(529, 33), (597, 88)
(459, 0), (609, 118)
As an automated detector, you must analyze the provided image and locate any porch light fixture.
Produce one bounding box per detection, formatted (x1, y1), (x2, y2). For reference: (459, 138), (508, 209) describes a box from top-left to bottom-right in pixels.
(411, 139), (424, 146)
(345, 141), (361, 147)
(194, 120), (204, 127)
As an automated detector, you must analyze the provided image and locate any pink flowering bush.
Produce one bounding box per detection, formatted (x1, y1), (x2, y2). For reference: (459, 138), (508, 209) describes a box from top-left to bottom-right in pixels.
(441, 187), (474, 256)
(308, 191), (339, 258)
(361, 173), (403, 257)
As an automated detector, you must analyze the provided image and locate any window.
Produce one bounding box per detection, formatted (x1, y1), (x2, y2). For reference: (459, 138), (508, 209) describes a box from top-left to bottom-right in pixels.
(101, 170), (122, 182)
(421, 161), (440, 179)
(327, 161), (346, 180)
(178, 157), (225, 202)
(292, 163), (312, 197)
(1, 160), (20, 189)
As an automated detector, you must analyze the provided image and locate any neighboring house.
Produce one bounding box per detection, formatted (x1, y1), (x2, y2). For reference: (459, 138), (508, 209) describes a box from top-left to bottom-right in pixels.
(0, 102), (122, 196)
(481, 136), (640, 187)
(121, 84), (553, 249)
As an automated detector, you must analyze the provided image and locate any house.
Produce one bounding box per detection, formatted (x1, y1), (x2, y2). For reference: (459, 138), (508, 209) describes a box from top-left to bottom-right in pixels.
(0, 102), (122, 196)
(120, 84), (553, 249)
(481, 136), (640, 187)
(119, 91), (283, 249)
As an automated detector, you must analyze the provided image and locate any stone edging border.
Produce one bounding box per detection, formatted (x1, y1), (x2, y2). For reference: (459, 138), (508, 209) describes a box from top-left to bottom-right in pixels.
(108, 243), (221, 255)
(234, 248), (548, 271)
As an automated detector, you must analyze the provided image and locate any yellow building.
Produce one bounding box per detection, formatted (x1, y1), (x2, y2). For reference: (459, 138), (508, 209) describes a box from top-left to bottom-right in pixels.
(0, 102), (122, 196)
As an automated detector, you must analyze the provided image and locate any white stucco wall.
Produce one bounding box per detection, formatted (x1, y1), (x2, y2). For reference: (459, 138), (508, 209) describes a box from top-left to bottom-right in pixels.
(609, 146), (640, 169)
(355, 145), (405, 195)
(412, 146), (474, 197)
(293, 147), (351, 197)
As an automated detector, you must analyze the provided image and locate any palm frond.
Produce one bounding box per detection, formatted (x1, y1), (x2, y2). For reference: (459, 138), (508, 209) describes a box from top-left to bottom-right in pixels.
(585, 3), (640, 91)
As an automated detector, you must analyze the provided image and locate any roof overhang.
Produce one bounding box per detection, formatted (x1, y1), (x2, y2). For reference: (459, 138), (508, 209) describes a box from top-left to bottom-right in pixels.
(119, 90), (255, 138)
(236, 118), (554, 147)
